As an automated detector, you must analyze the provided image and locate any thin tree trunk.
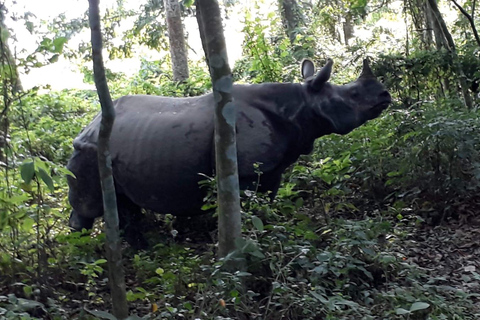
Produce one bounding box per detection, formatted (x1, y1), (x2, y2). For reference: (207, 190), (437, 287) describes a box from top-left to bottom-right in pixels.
(196, 0), (241, 258)
(278, 0), (300, 44)
(88, 0), (128, 318)
(0, 3), (22, 166)
(343, 14), (354, 46)
(0, 4), (22, 94)
(427, 0), (473, 108)
(423, 0), (434, 47)
(165, 0), (189, 82)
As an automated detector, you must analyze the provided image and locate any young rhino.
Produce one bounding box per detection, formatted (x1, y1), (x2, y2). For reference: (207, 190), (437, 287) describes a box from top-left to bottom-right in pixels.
(67, 58), (391, 240)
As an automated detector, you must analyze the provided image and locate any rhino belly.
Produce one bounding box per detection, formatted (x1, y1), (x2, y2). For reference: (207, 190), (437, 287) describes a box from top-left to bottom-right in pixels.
(109, 106), (214, 216)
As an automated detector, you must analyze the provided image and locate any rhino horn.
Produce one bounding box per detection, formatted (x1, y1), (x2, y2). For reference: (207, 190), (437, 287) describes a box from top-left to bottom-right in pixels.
(359, 58), (375, 79)
(311, 59), (333, 91)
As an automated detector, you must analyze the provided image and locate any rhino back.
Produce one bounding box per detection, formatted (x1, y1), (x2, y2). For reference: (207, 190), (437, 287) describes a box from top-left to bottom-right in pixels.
(73, 84), (305, 214)
(73, 94), (215, 214)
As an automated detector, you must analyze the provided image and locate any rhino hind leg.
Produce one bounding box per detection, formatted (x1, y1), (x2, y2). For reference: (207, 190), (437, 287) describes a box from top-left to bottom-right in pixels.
(117, 194), (148, 249)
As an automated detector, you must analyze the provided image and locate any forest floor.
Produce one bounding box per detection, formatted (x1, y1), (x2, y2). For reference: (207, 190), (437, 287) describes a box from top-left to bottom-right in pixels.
(1, 212), (480, 319)
(396, 217), (480, 313)
(398, 216), (480, 316)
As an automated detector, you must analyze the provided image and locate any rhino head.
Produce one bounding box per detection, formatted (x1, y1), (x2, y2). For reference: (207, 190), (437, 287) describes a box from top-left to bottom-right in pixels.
(302, 58), (392, 135)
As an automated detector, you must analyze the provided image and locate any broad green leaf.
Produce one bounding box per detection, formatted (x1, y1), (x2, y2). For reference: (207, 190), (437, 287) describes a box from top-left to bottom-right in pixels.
(155, 268), (164, 275)
(295, 197), (304, 208)
(20, 160), (35, 184)
(23, 286), (33, 297)
(22, 218), (35, 231)
(49, 54), (59, 63)
(2, 194), (30, 204)
(94, 259), (107, 265)
(85, 309), (117, 320)
(57, 166), (76, 178)
(182, 0), (194, 7)
(251, 216), (264, 232)
(16, 298), (44, 311)
(249, 249), (265, 259)
(410, 302), (430, 312)
(396, 308), (410, 315)
(310, 291), (328, 304)
(34, 158), (49, 172)
(53, 37), (68, 53)
(37, 167), (54, 191)
(25, 21), (34, 33)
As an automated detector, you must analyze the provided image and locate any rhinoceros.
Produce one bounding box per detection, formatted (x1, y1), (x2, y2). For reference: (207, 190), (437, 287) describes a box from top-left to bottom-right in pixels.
(67, 58), (391, 237)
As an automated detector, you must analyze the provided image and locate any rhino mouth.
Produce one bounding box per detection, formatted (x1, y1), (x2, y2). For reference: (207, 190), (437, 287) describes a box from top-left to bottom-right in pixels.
(370, 101), (391, 114)
(373, 101), (391, 111)
(366, 101), (390, 120)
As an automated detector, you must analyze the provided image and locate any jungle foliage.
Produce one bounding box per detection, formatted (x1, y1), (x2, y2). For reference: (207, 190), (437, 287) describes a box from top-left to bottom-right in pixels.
(0, 0), (479, 319)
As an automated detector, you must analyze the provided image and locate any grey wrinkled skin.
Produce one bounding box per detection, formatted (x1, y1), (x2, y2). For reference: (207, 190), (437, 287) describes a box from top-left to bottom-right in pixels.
(67, 59), (392, 236)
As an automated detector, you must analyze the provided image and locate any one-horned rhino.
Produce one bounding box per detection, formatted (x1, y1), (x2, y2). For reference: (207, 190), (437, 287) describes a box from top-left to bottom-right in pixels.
(67, 59), (391, 236)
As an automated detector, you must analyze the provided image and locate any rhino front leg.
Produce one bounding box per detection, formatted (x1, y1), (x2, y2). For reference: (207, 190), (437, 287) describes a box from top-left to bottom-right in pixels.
(66, 148), (104, 230)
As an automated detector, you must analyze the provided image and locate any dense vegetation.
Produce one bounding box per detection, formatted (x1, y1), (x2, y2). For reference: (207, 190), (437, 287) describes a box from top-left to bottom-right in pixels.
(0, 0), (479, 319)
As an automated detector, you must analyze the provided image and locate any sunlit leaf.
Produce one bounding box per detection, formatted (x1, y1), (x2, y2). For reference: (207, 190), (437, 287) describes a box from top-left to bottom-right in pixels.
(37, 167), (54, 192)
(20, 160), (35, 184)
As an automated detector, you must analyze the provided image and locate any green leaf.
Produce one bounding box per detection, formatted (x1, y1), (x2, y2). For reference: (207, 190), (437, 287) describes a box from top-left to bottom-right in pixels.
(37, 167), (54, 191)
(249, 249), (265, 259)
(2, 194), (30, 204)
(49, 54), (59, 63)
(23, 285), (33, 297)
(182, 0), (194, 7)
(251, 216), (264, 232)
(155, 268), (164, 275)
(20, 160), (35, 184)
(410, 302), (430, 312)
(396, 308), (410, 315)
(94, 259), (107, 265)
(22, 218), (35, 231)
(53, 37), (68, 53)
(57, 166), (76, 178)
(295, 197), (304, 208)
(25, 21), (34, 33)
(85, 309), (117, 320)
(310, 291), (328, 304)
(125, 315), (145, 320)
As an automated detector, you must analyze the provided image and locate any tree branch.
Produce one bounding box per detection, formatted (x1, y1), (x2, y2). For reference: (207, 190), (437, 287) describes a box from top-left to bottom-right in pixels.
(450, 0), (480, 47)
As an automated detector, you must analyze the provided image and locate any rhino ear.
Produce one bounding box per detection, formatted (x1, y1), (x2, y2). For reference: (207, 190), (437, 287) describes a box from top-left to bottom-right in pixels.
(301, 58), (315, 79)
(359, 58), (375, 79)
(311, 59), (333, 91)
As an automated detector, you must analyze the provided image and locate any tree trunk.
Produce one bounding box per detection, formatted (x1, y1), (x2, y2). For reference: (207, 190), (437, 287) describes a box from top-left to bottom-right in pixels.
(278, 0), (300, 44)
(165, 0), (189, 82)
(343, 14), (354, 46)
(0, 4), (23, 94)
(423, 0), (434, 48)
(88, 0), (128, 318)
(0, 3), (22, 165)
(195, 0), (241, 258)
(427, 0), (473, 108)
